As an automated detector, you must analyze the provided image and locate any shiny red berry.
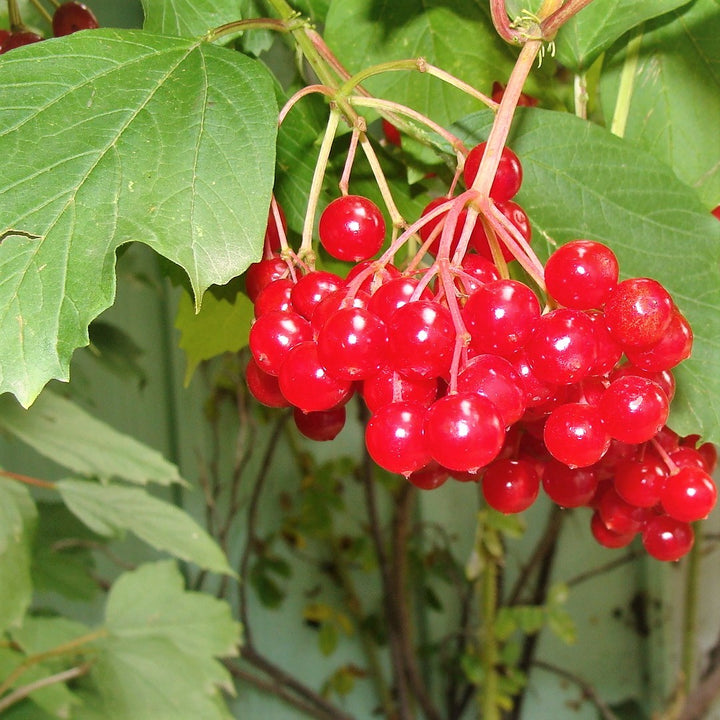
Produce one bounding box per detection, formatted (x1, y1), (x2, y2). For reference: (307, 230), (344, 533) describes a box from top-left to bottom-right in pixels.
(319, 195), (386, 262)
(53, 2), (99, 36)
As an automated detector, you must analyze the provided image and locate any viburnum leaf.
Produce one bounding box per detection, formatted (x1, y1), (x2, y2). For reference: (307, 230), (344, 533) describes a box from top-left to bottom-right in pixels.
(454, 109), (720, 443)
(175, 288), (254, 384)
(554, 0), (693, 72)
(0, 30), (277, 408)
(0, 390), (183, 486)
(73, 562), (238, 720)
(600, 0), (720, 208)
(323, 0), (531, 127)
(141, 0), (244, 37)
(57, 479), (234, 575)
(0, 479), (36, 633)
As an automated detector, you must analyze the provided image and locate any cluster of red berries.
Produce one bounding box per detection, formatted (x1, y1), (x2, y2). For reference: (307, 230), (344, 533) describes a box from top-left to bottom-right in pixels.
(244, 140), (716, 562)
(0, 1), (98, 54)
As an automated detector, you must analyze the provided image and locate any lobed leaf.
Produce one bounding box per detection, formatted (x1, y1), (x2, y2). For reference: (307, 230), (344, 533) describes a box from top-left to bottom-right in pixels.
(0, 30), (277, 407)
(57, 479), (234, 575)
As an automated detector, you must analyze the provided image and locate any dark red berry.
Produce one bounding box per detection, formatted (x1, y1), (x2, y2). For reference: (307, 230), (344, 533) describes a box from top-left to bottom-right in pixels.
(0, 30), (43, 53)
(482, 458), (539, 513)
(293, 406), (346, 441)
(52, 2), (99, 36)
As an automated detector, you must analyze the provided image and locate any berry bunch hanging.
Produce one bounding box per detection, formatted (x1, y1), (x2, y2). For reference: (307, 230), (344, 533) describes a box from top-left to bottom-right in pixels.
(242, 8), (716, 564)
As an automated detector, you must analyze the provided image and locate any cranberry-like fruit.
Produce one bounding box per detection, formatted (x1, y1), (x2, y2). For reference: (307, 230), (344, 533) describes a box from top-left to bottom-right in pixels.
(463, 142), (523, 201)
(291, 271), (344, 320)
(542, 459), (598, 507)
(482, 459), (540, 513)
(293, 406), (346, 442)
(249, 310), (312, 376)
(642, 515), (694, 561)
(0, 30), (43, 53)
(53, 2), (100, 36)
(543, 402), (610, 468)
(319, 195), (386, 262)
(661, 466), (717, 522)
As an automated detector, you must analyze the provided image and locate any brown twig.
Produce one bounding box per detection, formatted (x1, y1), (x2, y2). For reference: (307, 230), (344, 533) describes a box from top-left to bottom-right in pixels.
(0, 664), (91, 714)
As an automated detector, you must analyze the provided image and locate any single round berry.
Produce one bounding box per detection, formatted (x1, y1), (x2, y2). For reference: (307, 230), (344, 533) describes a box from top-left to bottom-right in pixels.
(0, 30), (43, 53)
(406, 460), (450, 490)
(455, 254), (501, 296)
(52, 1), (99, 36)
(543, 402), (610, 468)
(463, 142), (523, 201)
(642, 515), (694, 562)
(319, 195), (386, 262)
(388, 300), (455, 380)
(367, 276), (432, 323)
(253, 278), (294, 317)
(624, 309), (692, 372)
(245, 255), (288, 303)
(345, 261), (401, 294)
(245, 357), (289, 408)
(603, 277), (675, 348)
(249, 310), (312, 376)
(463, 279), (541, 358)
(317, 306), (389, 381)
(424, 393), (505, 472)
(586, 310), (623, 375)
(542, 459), (598, 508)
(382, 119), (402, 147)
(525, 308), (598, 385)
(661, 466), (717, 522)
(278, 341), (354, 412)
(362, 367), (438, 413)
(613, 458), (667, 508)
(457, 354), (526, 426)
(365, 401), (431, 476)
(510, 349), (558, 407)
(482, 459), (539, 513)
(544, 240), (619, 310)
(311, 288), (370, 336)
(597, 486), (652, 536)
(598, 375), (669, 444)
(470, 200), (531, 262)
(291, 271), (344, 320)
(293, 406), (346, 442)
(590, 511), (637, 549)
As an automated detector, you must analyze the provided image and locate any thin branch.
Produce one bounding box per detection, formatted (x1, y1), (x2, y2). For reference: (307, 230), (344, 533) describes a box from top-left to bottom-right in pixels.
(533, 660), (621, 720)
(0, 664), (90, 714)
(541, 0), (596, 36)
(565, 549), (644, 588)
(0, 469), (56, 490)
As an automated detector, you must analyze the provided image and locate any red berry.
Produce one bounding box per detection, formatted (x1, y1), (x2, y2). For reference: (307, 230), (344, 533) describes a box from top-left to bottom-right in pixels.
(526, 308), (598, 385)
(456, 254), (502, 296)
(542, 459), (598, 508)
(424, 393), (505, 472)
(482, 459), (539, 513)
(642, 515), (694, 561)
(597, 486), (652, 535)
(598, 375), (669, 444)
(362, 367), (438, 413)
(463, 279), (540, 358)
(319, 195), (386, 262)
(463, 142), (523, 201)
(367, 276), (432, 323)
(291, 271), (344, 320)
(278, 341), (354, 412)
(624, 309), (692, 371)
(52, 1), (99, 35)
(382, 119), (402, 147)
(293, 406), (346, 441)
(590, 512), (637, 549)
(661, 466), (717, 522)
(365, 401), (431, 476)
(0, 30), (43, 53)
(253, 278), (294, 317)
(249, 310), (312, 376)
(317, 306), (389, 381)
(345, 261), (401, 294)
(470, 200), (531, 263)
(245, 255), (288, 303)
(603, 278), (674, 348)
(388, 300), (455, 380)
(613, 458), (667, 508)
(406, 460), (450, 490)
(543, 402), (610, 468)
(245, 357), (289, 408)
(544, 240), (619, 310)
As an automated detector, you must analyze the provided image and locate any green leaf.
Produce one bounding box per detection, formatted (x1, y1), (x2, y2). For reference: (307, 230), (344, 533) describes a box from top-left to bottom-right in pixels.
(547, 606), (578, 644)
(318, 621), (339, 656)
(454, 108), (720, 443)
(85, 321), (147, 388)
(105, 561), (240, 661)
(460, 653), (484, 684)
(293, 0), (330, 22)
(600, 0), (720, 208)
(0, 30), (277, 407)
(32, 502), (101, 601)
(0, 390), (183, 486)
(11, 616), (90, 655)
(324, 0), (523, 127)
(555, 0), (692, 71)
(141, 0), (244, 37)
(57, 479), (234, 575)
(0, 479), (36, 632)
(176, 288), (254, 384)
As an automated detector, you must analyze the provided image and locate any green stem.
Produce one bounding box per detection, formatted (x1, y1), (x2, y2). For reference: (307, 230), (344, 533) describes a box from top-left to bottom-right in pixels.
(0, 469), (56, 490)
(574, 72), (588, 120)
(479, 537), (501, 720)
(204, 17), (304, 43)
(27, 0), (53, 25)
(682, 525), (701, 695)
(610, 25), (644, 138)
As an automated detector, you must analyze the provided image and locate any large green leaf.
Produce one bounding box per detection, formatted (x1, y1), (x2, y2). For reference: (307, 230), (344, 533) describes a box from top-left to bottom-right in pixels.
(0, 480), (36, 633)
(600, 0), (720, 208)
(74, 562), (238, 720)
(454, 108), (720, 443)
(554, 0), (692, 71)
(57, 480), (234, 575)
(323, 0), (524, 127)
(141, 0), (244, 37)
(0, 30), (277, 407)
(0, 390), (183, 486)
